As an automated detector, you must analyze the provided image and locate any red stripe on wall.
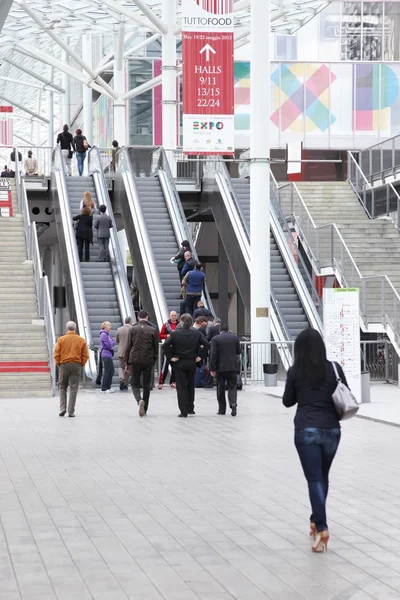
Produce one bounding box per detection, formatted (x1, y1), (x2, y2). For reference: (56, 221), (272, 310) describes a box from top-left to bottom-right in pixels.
(0, 361), (49, 373)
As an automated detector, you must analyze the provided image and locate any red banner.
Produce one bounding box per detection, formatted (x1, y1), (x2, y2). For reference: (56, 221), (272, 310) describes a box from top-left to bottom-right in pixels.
(182, 0), (234, 154)
(183, 32), (234, 116)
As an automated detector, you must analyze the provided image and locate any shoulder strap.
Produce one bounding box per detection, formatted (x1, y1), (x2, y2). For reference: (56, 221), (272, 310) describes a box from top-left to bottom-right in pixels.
(331, 361), (341, 382)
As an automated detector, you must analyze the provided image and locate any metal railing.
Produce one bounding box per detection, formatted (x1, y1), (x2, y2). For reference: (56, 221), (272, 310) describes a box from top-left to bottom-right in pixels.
(239, 341), (294, 384)
(359, 134), (400, 185)
(88, 147), (135, 324)
(361, 339), (399, 383)
(52, 145), (97, 381)
(14, 155), (56, 394)
(348, 151), (400, 228)
(2, 145), (53, 180)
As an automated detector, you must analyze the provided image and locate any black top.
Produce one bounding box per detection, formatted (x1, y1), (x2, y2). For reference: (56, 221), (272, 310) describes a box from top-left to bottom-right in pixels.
(283, 361), (348, 429)
(73, 214), (93, 241)
(210, 332), (241, 373)
(207, 323), (220, 342)
(163, 327), (209, 360)
(57, 131), (74, 150)
(74, 134), (91, 153)
(10, 151), (22, 162)
(193, 307), (213, 320)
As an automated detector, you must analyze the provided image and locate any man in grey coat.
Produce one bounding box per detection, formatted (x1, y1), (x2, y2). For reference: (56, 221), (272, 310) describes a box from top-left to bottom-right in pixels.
(94, 204), (113, 262)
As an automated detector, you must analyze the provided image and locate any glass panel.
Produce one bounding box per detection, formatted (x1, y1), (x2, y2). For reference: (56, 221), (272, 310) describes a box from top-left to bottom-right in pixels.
(362, 1), (383, 61)
(383, 1), (400, 61)
(276, 35), (297, 60)
(128, 60), (153, 146)
(341, 1), (362, 60)
(318, 1), (341, 61)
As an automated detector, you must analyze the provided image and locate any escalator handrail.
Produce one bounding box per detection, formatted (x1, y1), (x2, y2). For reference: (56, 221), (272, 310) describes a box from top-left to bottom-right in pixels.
(88, 147), (136, 324)
(119, 147), (169, 328)
(213, 161), (293, 363)
(269, 190), (323, 334)
(52, 145), (96, 381)
(156, 147), (215, 316)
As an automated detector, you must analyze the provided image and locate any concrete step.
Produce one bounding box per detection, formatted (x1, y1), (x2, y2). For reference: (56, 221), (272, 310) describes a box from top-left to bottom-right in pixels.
(0, 324), (45, 332)
(0, 389), (53, 398)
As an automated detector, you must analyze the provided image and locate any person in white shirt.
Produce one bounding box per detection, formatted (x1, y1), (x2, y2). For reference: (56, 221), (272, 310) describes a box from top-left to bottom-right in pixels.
(24, 151), (37, 176)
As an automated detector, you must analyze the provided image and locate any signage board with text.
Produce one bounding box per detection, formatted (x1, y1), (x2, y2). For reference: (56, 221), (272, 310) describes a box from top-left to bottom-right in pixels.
(323, 288), (361, 403)
(182, 0), (234, 154)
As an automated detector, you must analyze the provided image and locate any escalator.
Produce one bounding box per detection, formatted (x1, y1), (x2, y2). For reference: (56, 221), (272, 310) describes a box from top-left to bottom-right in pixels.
(212, 165), (322, 353)
(115, 146), (213, 330)
(51, 146), (134, 383)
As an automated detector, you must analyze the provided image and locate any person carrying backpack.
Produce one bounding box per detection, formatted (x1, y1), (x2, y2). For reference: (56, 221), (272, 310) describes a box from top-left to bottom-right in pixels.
(73, 129), (91, 176)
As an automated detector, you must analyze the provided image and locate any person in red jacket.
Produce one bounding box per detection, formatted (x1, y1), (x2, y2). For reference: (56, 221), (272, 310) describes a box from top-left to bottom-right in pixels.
(159, 311), (178, 389)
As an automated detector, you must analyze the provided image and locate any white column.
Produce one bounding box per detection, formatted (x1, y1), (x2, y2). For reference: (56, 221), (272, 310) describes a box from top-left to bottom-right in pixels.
(250, 0), (271, 375)
(82, 32), (93, 144)
(113, 24), (127, 146)
(61, 48), (70, 127)
(162, 0), (177, 151)
(47, 67), (54, 148)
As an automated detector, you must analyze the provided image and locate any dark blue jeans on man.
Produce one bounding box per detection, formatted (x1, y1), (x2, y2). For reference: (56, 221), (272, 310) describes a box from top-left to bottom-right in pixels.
(294, 428), (341, 532)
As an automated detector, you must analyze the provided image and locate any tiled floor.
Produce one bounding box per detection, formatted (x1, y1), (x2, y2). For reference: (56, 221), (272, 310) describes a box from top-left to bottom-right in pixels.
(1, 385), (400, 599)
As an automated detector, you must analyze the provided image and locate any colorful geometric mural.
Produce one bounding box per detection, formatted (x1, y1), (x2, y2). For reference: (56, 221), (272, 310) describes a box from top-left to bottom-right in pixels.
(353, 64), (399, 131)
(271, 64), (336, 133)
(234, 62), (250, 132)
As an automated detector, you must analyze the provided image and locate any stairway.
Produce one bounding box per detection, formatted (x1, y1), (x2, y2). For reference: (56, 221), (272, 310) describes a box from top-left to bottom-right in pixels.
(0, 215), (52, 398)
(295, 181), (400, 322)
(230, 178), (311, 338)
(65, 177), (122, 385)
(296, 182), (400, 280)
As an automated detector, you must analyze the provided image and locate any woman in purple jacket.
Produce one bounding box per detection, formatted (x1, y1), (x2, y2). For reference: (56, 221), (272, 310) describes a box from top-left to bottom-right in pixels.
(100, 321), (116, 393)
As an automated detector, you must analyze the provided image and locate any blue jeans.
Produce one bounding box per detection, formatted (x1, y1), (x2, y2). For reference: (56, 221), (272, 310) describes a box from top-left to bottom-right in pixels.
(76, 151), (86, 176)
(294, 428), (341, 532)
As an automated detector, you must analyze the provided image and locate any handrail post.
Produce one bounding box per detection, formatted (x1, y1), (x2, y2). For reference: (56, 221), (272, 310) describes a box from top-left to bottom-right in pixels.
(386, 184), (390, 215)
(392, 137), (396, 179)
(362, 279), (366, 321)
(381, 278), (386, 324)
(371, 188), (375, 218)
(384, 341), (389, 382)
(380, 145), (383, 181)
(369, 148), (372, 184)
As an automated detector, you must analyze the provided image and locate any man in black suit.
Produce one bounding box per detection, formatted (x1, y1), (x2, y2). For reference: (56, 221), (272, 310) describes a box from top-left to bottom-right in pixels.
(163, 313), (209, 417)
(207, 318), (221, 342)
(210, 324), (241, 417)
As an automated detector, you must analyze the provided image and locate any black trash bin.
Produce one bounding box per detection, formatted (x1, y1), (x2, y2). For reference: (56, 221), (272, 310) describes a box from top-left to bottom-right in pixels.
(263, 363), (278, 387)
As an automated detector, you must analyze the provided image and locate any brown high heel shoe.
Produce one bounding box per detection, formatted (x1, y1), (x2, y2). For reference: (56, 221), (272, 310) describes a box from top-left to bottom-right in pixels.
(312, 530), (329, 553)
(309, 523), (317, 540)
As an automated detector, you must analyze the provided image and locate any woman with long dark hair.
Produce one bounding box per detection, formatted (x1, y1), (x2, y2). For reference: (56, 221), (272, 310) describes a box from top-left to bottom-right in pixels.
(283, 328), (348, 552)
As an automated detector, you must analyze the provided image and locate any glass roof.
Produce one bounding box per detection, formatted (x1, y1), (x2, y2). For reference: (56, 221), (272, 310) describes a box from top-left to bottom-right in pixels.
(0, 0), (333, 147)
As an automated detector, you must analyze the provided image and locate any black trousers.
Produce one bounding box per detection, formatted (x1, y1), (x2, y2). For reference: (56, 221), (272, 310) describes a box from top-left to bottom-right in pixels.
(216, 371), (238, 413)
(131, 362), (153, 411)
(174, 359), (197, 416)
(101, 357), (114, 391)
(159, 349), (175, 385)
(77, 237), (90, 262)
(185, 294), (201, 316)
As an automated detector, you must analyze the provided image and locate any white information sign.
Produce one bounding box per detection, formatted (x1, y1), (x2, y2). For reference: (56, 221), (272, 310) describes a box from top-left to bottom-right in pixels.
(323, 288), (361, 403)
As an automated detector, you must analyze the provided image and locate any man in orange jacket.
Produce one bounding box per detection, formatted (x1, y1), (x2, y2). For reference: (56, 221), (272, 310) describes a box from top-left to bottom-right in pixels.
(54, 321), (89, 417)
